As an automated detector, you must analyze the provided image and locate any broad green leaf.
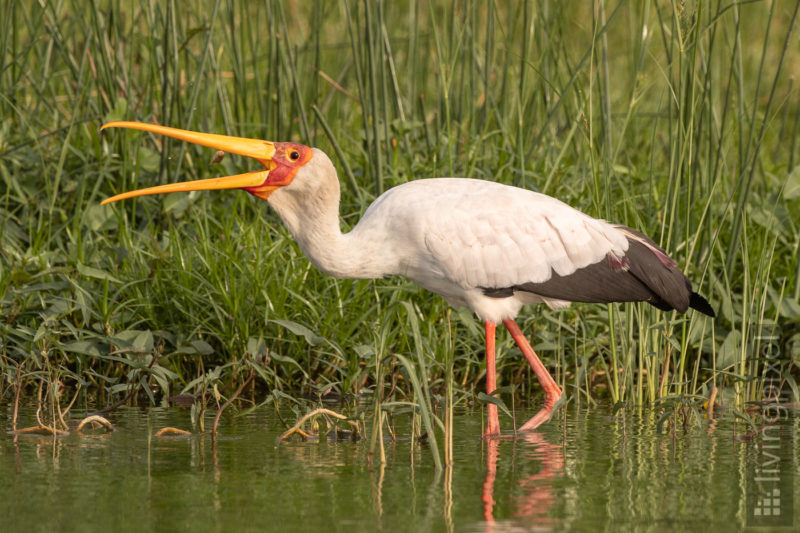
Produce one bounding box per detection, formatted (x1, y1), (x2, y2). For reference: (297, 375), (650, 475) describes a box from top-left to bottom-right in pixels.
(82, 203), (116, 231)
(132, 330), (154, 352)
(476, 392), (512, 418)
(104, 98), (128, 123)
(112, 330), (154, 353)
(246, 336), (267, 357)
(191, 339), (214, 355)
(77, 262), (121, 284)
(137, 146), (160, 173)
(271, 319), (324, 346)
(62, 340), (102, 357)
(717, 330), (742, 369)
(783, 165), (800, 199)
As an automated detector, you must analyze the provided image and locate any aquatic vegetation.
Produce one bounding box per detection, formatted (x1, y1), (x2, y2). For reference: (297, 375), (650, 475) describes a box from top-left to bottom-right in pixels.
(1, 2), (798, 461)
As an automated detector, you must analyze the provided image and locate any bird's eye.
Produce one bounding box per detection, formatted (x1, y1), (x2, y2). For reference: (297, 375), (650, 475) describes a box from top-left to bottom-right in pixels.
(289, 150), (300, 161)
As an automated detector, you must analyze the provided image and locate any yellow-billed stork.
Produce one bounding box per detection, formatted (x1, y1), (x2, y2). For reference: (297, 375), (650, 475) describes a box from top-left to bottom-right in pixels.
(101, 121), (715, 436)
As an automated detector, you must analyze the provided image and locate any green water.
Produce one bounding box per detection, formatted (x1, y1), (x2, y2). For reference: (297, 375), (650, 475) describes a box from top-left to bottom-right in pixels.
(2, 406), (797, 532)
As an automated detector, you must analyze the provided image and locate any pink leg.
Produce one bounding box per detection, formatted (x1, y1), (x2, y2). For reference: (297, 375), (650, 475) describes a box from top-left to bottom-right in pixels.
(484, 321), (500, 437)
(502, 319), (562, 431)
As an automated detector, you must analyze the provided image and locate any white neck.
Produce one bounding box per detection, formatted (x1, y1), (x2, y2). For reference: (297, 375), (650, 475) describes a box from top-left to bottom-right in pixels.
(266, 149), (394, 279)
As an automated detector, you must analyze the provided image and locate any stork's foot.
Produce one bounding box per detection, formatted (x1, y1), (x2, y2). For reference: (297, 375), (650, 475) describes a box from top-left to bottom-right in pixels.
(518, 386), (563, 432)
(484, 424), (501, 439)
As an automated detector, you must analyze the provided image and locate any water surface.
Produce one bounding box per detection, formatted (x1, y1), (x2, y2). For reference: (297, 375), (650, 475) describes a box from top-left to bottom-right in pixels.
(2, 405), (796, 531)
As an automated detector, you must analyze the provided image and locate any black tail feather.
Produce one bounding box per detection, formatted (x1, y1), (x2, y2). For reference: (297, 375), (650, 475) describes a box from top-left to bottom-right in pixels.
(486, 224), (716, 319)
(689, 291), (716, 318)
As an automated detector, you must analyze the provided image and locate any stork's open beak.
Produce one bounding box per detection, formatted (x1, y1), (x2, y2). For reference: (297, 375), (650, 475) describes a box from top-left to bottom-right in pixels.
(100, 121), (277, 204)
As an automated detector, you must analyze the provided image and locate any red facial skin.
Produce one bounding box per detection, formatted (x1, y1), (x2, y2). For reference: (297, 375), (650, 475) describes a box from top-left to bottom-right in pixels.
(244, 143), (313, 200)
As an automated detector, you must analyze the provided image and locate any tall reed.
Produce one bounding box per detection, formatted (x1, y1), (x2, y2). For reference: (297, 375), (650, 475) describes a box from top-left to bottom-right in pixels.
(1, 2), (797, 452)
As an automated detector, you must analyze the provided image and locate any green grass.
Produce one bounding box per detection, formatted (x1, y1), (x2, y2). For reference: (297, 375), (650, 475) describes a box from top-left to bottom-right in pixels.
(2, 1), (799, 456)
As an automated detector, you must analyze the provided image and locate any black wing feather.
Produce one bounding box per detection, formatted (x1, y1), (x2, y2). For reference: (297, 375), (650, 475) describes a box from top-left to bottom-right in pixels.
(482, 225), (716, 318)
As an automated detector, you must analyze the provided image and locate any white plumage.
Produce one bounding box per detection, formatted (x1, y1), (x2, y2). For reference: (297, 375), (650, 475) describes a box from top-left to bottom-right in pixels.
(269, 152), (630, 324)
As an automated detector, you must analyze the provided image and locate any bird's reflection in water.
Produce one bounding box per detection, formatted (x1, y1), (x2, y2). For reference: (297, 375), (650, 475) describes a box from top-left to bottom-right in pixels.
(482, 432), (564, 531)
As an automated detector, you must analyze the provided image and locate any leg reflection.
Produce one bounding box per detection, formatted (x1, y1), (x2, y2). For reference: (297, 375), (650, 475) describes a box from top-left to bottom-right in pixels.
(482, 432), (564, 529)
(482, 438), (499, 525)
(512, 432), (563, 524)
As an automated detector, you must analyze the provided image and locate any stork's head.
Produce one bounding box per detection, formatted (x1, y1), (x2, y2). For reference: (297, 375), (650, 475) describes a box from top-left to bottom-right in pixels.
(100, 122), (315, 204)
